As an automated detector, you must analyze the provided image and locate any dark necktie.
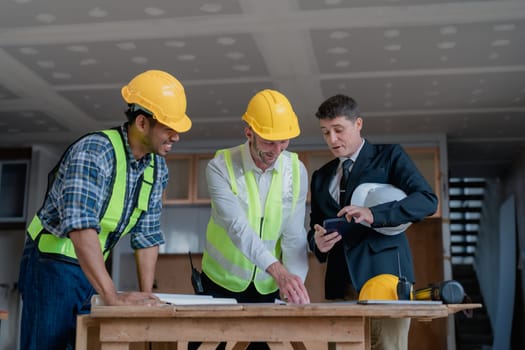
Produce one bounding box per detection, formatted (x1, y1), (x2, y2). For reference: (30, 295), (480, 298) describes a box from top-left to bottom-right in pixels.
(339, 159), (353, 207)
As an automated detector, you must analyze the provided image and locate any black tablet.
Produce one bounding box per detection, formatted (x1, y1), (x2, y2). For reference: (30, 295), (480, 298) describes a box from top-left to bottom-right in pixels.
(323, 217), (348, 234)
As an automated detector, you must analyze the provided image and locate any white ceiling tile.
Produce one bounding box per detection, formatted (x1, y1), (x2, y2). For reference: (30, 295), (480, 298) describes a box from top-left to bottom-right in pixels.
(0, 0), (524, 178)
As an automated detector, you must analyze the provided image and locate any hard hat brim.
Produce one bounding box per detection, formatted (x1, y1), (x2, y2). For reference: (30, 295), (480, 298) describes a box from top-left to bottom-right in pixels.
(156, 113), (192, 133)
(245, 119), (300, 141)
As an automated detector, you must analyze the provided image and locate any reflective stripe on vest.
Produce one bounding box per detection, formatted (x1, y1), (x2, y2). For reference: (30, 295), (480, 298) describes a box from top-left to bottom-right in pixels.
(27, 129), (155, 261)
(202, 145), (300, 294)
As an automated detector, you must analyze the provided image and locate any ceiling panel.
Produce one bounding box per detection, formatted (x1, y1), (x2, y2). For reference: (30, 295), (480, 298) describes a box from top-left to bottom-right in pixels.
(320, 72), (525, 112)
(311, 20), (525, 73)
(297, 0), (493, 11)
(0, 0), (524, 178)
(0, 110), (68, 133)
(362, 112), (524, 139)
(58, 81), (275, 123)
(0, 84), (19, 100)
(3, 33), (268, 84)
(0, 0), (242, 27)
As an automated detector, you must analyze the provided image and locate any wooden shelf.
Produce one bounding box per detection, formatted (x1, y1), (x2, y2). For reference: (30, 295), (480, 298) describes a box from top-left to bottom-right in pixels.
(163, 154), (213, 205)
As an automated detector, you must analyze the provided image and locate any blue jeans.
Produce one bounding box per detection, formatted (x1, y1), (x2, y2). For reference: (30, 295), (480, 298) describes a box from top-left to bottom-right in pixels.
(18, 236), (95, 350)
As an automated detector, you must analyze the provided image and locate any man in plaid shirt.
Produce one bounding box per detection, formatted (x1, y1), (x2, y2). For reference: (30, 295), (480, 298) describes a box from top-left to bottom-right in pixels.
(18, 70), (192, 350)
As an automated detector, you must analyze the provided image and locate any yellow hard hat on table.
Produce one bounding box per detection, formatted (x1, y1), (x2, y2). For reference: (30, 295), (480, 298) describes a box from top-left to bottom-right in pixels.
(358, 274), (400, 301)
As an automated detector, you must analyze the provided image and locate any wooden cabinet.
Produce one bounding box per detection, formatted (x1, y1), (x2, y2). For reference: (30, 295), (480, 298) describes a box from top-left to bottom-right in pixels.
(163, 154), (213, 204)
(164, 155), (192, 203)
(298, 150), (333, 203)
(404, 147), (441, 217)
(194, 154), (213, 203)
(299, 150), (332, 179)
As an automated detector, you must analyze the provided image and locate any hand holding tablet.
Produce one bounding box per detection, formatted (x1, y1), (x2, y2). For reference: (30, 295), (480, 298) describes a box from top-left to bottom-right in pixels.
(323, 217), (348, 234)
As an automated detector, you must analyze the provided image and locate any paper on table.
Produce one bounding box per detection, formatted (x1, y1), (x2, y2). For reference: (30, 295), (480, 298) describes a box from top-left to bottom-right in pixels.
(154, 293), (238, 305)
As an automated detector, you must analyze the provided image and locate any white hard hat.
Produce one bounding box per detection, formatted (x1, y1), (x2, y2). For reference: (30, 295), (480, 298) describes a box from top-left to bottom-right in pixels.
(350, 183), (411, 235)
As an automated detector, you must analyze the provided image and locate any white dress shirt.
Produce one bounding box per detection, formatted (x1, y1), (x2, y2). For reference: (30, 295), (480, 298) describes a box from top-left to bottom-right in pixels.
(329, 138), (365, 202)
(205, 141), (309, 282)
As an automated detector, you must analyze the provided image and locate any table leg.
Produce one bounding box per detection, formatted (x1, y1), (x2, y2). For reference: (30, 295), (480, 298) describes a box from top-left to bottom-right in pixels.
(290, 341), (308, 350)
(294, 341), (326, 350)
(267, 342), (294, 350)
(227, 341), (249, 350)
(333, 343), (364, 350)
(199, 342), (223, 350)
(364, 318), (370, 350)
(76, 315), (100, 350)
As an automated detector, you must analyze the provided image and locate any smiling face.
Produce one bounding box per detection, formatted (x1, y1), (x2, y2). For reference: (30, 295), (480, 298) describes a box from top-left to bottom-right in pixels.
(129, 114), (180, 159)
(245, 126), (289, 171)
(319, 115), (363, 158)
(145, 118), (180, 156)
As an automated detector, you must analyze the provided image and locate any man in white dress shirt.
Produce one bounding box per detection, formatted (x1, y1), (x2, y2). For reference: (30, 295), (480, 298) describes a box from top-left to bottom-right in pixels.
(201, 89), (310, 309)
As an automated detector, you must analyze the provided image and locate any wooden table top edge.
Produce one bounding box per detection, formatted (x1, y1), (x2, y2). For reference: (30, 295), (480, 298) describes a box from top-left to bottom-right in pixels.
(89, 300), (482, 320)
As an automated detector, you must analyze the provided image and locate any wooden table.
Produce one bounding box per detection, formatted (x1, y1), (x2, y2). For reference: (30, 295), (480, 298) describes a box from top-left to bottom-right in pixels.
(78, 298), (480, 350)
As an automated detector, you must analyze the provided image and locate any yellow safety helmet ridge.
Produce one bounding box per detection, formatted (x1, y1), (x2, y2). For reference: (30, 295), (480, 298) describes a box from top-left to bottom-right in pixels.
(358, 274), (400, 301)
(242, 89), (300, 141)
(121, 70), (192, 133)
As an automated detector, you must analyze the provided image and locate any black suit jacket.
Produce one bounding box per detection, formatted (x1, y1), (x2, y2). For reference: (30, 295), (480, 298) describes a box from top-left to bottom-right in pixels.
(308, 140), (438, 299)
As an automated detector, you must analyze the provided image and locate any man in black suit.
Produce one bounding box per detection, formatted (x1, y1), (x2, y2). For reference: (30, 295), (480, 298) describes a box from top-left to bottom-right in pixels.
(308, 94), (438, 349)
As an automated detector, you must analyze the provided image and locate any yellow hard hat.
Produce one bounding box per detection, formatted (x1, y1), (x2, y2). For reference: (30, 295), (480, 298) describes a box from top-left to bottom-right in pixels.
(358, 274), (399, 301)
(242, 89), (300, 141)
(121, 70), (192, 133)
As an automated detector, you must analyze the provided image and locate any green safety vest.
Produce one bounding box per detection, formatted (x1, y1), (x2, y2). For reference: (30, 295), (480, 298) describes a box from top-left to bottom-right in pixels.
(27, 129), (156, 261)
(202, 144), (300, 294)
